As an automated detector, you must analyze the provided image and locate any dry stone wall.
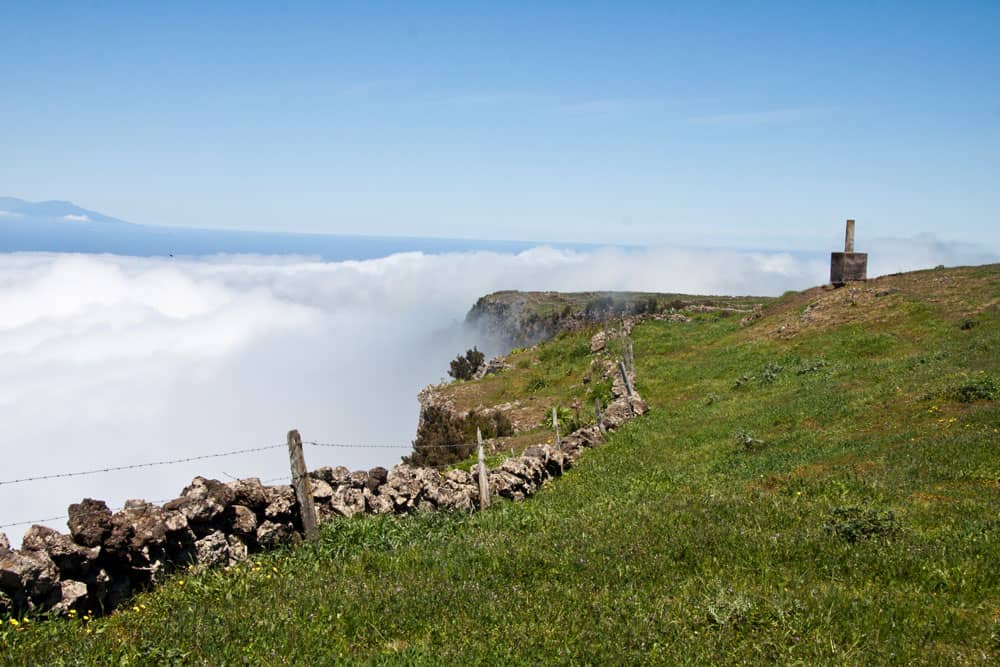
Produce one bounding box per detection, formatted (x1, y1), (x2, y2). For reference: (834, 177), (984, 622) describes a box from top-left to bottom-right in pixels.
(0, 393), (648, 620)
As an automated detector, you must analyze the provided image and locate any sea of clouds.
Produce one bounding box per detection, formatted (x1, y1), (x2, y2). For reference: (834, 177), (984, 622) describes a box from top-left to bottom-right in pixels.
(0, 238), (993, 545)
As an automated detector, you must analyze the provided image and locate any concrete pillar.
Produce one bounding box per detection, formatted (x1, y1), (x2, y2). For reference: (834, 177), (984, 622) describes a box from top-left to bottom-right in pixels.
(845, 219), (855, 253)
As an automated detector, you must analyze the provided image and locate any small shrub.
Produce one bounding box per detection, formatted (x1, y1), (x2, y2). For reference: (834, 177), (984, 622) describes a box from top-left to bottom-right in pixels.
(705, 587), (754, 627)
(825, 506), (898, 543)
(541, 405), (587, 434)
(406, 406), (471, 468)
(526, 374), (548, 393)
(758, 362), (783, 384)
(734, 429), (763, 452)
(959, 319), (977, 330)
(448, 347), (486, 381)
(797, 358), (829, 375)
(954, 375), (999, 403)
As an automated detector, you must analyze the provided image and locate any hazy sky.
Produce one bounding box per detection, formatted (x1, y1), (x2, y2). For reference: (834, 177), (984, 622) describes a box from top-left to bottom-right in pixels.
(2, 2), (998, 250)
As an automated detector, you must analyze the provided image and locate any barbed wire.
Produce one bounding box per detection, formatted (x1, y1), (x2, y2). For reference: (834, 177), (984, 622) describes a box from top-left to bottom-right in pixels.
(306, 441), (474, 450)
(0, 444), (286, 487)
(0, 498), (175, 531)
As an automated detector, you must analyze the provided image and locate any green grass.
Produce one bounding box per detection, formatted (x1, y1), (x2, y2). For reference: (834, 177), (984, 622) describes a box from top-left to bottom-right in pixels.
(4, 265), (1000, 665)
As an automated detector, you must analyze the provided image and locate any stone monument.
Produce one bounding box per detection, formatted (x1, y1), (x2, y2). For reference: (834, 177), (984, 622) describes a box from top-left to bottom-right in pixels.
(830, 219), (868, 287)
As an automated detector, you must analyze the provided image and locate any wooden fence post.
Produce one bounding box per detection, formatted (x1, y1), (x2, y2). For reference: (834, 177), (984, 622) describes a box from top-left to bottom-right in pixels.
(476, 427), (490, 510)
(287, 429), (319, 541)
(552, 406), (561, 448)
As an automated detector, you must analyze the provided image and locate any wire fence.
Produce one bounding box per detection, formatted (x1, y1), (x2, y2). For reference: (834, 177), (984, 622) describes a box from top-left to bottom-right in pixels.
(0, 437), (483, 532)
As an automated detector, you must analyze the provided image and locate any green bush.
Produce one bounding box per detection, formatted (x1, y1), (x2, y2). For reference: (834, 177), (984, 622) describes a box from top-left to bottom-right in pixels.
(954, 375), (999, 402)
(448, 347), (486, 381)
(825, 507), (898, 543)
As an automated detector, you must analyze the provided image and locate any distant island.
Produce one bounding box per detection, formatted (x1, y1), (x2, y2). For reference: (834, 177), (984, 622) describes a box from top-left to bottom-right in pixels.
(0, 196), (597, 260)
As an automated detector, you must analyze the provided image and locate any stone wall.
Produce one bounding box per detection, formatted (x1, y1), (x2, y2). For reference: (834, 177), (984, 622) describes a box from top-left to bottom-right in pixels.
(0, 393), (648, 620)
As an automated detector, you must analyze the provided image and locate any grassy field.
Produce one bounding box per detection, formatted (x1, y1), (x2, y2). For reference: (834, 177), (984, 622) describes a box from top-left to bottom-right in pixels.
(4, 264), (999, 665)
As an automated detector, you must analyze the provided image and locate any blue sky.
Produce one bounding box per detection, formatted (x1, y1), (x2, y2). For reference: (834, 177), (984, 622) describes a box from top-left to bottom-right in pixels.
(2, 1), (998, 250)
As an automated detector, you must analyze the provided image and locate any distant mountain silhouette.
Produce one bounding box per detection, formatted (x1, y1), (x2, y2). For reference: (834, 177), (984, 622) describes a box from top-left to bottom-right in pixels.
(0, 197), (133, 226)
(0, 195), (598, 259)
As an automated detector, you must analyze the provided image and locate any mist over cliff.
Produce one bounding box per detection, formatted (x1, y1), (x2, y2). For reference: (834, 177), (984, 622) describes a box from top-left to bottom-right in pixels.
(0, 238), (991, 545)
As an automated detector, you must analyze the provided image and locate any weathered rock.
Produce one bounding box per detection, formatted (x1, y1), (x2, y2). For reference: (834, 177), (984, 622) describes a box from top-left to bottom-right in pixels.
(225, 477), (269, 512)
(328, 466), (351, 486)
(602, 398), (635, 430)
(0, 549), (59, 608)
(0, 532), (9, 555)
(330, 486), (366, 517)
(193, 531), (230, 569)
(263, 485), (298, 521)
(115, 500), (189, 551)
(21, 525), (98, 580)
(226, 535), (249, 564)
(0, 589), (11, 615)
(163, 477), (236, 526)
(256, 521), (299, 549)
(364, 489), (395, 515)
(311, 466), (334, 483)
(348, 470), (369, 489)
(51, 579), (89, 615)
(383, 465), (425, 512)
(590, 331), (608, 353)
(228, 505), (258, 537)
(444, 468), (473, 486)
(310, 479), (334, 502)
(67, 498), (113, 548)
(367, 467), (388, 492)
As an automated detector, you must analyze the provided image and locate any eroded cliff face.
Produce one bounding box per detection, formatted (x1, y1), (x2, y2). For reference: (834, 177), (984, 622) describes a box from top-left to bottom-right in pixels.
(465, 290), (763, 350)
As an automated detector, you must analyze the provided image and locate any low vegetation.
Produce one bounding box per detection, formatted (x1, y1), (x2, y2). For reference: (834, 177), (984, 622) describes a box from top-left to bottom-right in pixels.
(4, 264), (999, 664)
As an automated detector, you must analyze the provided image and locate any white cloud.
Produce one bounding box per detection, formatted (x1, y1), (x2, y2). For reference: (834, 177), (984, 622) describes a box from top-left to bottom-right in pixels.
(0, 239), (992, 545)
(0, 210), (24, 218)
(62, 214), (90, 222)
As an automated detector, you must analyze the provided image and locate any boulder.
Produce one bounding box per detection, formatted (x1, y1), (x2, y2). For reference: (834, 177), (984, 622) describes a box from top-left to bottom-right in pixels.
(225, 477), (269, 512)
(115, 500), (189, 551)
(51, 579), (89, 615)
(193, 531), (230, 569)
(366, 467), (388, 492)
(263, 485), (298, 521)
(590, 331), (608, 353)
(67, 498), (113, 548)
(383, 465), (425, 512)
(227, 505), (258, 537)
(601, 398), (635, 430)
(226, 535), (249, 564)
(21, 525), (98, 580)
(311, 467), (333, 483)
(364, 489), (394, 515)
(310, 479), (334, 502)
(328, 466), (351, 486)
(0, 532), (9, 555)
(330, 486), (366, 518)
(0, 549), (59, 609)
(163, 477), (236, 526)
(256, 521), (299, 549)
(348, 470), (369, 489)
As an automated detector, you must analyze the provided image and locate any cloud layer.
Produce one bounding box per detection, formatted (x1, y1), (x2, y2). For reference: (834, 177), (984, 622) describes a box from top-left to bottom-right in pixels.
(0, 239), (993, 544)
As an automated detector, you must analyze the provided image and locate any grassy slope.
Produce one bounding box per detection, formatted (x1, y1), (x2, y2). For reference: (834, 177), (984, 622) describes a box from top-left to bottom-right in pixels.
(4, 265), (999, 665)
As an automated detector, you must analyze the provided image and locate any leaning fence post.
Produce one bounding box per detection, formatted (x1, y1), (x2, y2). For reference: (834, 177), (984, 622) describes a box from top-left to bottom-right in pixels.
(552, 406), (561, 448)
(287, 429), (319, 541)
(476, 427), (490, 510)
(619, 360), (634, 397)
